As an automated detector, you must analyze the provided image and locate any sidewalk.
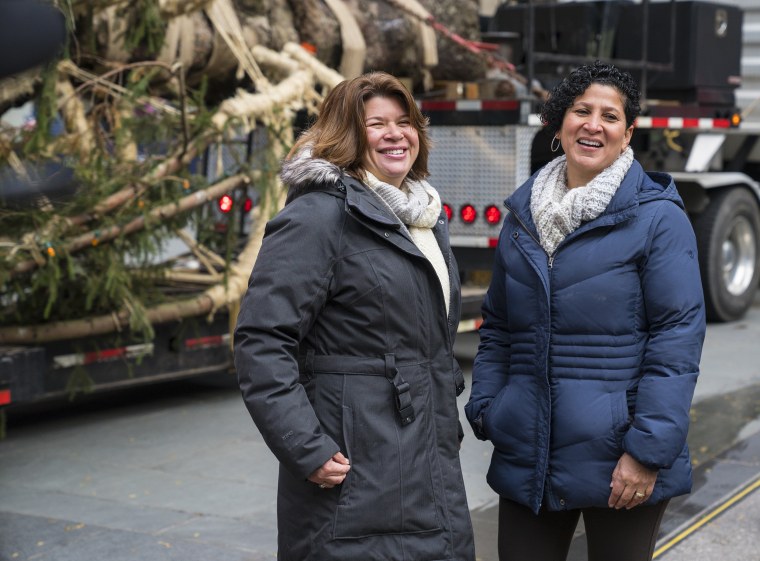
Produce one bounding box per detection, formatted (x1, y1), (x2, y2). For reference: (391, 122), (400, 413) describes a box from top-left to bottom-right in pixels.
(1, 379), (757, 561)
(2, 305), (759, 561)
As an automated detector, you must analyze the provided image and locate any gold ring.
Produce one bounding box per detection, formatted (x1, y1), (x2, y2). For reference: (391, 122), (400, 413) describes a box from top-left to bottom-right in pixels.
(634, 491), (645, 499)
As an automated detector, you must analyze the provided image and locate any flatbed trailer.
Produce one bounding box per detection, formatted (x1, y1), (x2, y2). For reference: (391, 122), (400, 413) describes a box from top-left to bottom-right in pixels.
(0, 312), (235, 416)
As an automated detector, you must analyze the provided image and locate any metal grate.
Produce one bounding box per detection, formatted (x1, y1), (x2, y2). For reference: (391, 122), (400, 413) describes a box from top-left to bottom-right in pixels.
(428, 125), (538, 237)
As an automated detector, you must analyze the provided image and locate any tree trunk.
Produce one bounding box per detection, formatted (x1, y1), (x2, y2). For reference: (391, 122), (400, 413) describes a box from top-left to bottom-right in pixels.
(421, 0), (487, 82)
(77, 0), (486, 96)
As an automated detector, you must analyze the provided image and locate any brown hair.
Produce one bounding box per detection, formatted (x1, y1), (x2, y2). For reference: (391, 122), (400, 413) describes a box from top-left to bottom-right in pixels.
(288, 71), (430, 181)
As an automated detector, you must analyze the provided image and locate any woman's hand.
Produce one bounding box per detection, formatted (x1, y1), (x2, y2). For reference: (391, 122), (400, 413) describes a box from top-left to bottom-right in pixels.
(608, 452), (658, 509)
(308, 452), (351, 489)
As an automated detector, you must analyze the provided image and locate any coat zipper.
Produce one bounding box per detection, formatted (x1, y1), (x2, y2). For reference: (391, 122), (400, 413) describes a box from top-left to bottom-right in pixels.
(505, 203), (555, 510)
(434, 221), (455, 350)
(430, 219), (460, 395)
(541, 255), (554, 510)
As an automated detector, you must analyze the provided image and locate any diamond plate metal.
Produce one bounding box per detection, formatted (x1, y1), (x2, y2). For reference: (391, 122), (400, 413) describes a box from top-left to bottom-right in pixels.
(428, 125), (539, 237)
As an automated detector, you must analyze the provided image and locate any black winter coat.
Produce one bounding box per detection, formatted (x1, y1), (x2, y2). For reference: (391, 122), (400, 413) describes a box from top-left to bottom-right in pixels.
(234, 154), (475, 561)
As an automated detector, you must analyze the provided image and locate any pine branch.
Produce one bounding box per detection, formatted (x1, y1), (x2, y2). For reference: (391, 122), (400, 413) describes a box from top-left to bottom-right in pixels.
(8, 174), (249, 277)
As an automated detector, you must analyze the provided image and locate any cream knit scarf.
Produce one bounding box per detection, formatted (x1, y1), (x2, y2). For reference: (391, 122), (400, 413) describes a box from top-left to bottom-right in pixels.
(530, 147), (634, 256)
(364, 171), (450, 314)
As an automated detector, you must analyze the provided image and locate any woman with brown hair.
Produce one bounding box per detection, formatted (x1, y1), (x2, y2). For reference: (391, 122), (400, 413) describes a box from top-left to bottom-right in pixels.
(235, 71), (475, 561)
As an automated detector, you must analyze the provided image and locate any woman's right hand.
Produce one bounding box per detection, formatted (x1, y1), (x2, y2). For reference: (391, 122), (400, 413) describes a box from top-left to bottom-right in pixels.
(308, 452), (351, 489)
(608, 452), (657, 509)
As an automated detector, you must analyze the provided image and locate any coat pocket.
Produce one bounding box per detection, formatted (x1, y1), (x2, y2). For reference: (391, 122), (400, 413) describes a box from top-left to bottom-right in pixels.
(330, 362), (442, 539)
(610, 390), (631, 449)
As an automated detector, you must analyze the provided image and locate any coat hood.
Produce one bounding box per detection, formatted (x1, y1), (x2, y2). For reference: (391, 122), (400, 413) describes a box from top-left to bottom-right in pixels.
(506, 159), (684, 237)
(280, 148), (344, 199)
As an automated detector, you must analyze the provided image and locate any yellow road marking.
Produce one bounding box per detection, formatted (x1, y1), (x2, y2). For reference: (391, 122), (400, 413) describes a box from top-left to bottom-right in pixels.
(653, 473), (760, 558)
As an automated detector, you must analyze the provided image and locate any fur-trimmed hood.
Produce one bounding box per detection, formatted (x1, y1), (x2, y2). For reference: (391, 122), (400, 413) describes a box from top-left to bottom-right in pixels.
(280, 149), (344, 199)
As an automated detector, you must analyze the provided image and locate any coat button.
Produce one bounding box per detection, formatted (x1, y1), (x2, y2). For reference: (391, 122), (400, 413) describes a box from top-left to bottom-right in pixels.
(512, 231), (519, 239)
(439, 219), (444, 224)
(384, 232), (390, 237)
(559, 499), (565, 506)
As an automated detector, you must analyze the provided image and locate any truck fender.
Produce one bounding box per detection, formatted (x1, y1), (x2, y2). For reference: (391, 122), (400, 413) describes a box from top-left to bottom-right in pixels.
(671, 172), (760, 322)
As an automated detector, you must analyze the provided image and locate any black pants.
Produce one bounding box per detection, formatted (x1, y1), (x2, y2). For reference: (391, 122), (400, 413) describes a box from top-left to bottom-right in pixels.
(498, 497), (669, 561)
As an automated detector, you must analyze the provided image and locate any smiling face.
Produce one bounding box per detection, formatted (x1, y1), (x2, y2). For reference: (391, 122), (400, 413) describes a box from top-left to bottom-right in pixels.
(558, 83), (634, 188)
(362, 95), (419, 188)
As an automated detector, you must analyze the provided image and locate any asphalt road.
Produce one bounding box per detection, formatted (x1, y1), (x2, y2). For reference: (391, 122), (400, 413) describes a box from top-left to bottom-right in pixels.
(1, 297), (759, 561)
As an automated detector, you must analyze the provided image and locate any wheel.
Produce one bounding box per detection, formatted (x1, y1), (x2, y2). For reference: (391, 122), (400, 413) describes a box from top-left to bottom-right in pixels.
(692, 187), (760, 322)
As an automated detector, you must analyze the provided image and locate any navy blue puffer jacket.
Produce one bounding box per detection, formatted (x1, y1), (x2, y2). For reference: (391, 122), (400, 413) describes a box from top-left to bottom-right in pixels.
(465, 159), (706, 514)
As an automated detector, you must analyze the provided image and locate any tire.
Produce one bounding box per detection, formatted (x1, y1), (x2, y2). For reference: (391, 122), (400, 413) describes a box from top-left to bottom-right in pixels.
(692, 187), (760, 322)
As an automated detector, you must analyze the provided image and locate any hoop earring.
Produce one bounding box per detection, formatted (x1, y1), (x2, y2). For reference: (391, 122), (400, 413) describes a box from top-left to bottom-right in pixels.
(550, 136), (561, 153)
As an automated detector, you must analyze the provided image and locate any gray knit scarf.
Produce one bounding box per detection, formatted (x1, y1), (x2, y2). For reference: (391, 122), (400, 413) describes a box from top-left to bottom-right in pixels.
(364, 171), (441, 228)
(530, 147), (634, 255)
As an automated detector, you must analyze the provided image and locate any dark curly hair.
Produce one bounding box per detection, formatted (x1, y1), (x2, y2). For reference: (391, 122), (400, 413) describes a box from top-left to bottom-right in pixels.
(540, 61), (641, 136)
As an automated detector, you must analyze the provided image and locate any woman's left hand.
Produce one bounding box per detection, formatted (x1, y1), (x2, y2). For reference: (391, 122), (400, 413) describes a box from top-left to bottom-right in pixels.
(608, 452), (658, 509)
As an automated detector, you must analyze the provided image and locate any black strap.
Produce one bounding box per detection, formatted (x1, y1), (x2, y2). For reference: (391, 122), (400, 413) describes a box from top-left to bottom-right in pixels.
(454, 368), (466, 396)
(301, 349), (315, 382)
(297, 352), (416, 426)
(298, 353), (388, 376)
(384, 353), (415, 426)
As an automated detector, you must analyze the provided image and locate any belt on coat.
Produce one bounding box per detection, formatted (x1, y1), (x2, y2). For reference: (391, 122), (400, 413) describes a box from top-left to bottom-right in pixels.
(298, 350), (416, 426)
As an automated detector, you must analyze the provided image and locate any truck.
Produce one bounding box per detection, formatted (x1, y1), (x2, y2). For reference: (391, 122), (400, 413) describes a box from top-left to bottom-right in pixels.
(425, 0), (760, 327)
(0, 0), (322, 421)
(0, 0), (482, 420)
(0, 127), (264, 422)
(1, 0), (759, 423)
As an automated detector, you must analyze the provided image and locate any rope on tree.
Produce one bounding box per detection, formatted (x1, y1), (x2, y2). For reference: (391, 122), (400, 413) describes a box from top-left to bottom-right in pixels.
(381, 0), (507, 65)
(380, 0), (548, 100)
(205, 0), (270, 91)
(283, 42), (344, 90)
(322, 0), (366, 79)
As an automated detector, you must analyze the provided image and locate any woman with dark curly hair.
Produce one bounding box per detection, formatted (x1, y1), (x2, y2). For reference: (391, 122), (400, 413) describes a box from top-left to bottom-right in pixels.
(466, 61), (706, 560)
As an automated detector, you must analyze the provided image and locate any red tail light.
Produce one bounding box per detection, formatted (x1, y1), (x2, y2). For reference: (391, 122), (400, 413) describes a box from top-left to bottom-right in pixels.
(485, 205), (502, 225)
(243, 197), (253, 213)
(443, 203), (453, 221)
(218, 195), (234, 213)
(460, 204), (477, 224)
